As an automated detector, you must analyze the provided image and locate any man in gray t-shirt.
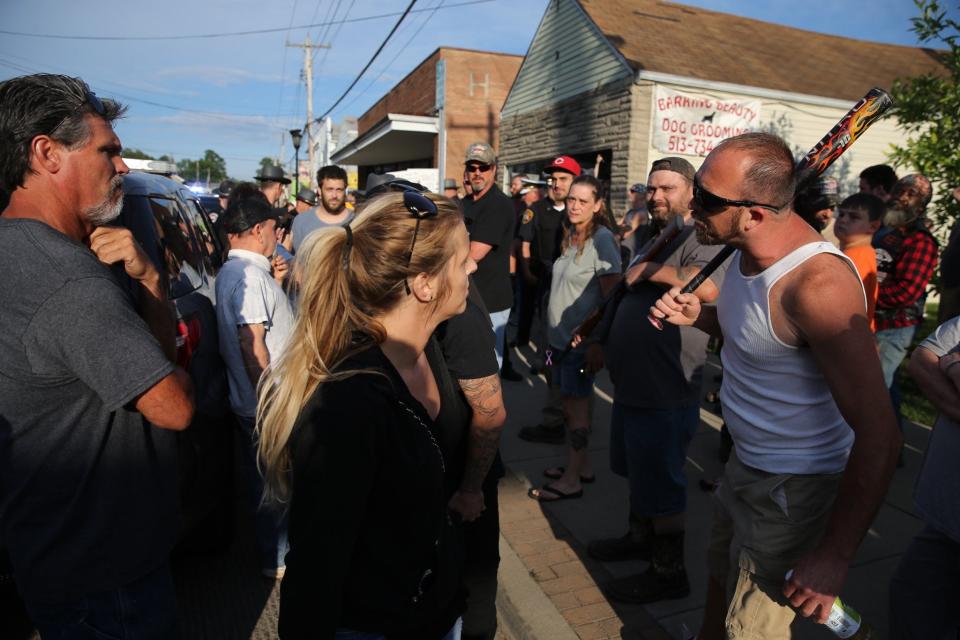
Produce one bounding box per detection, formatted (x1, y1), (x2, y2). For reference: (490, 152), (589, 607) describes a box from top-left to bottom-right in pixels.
(589, 158), (727, 606)
(0, 74), (193, 636)
(891, 317), (960, 637)
(288, 164), (353, 255)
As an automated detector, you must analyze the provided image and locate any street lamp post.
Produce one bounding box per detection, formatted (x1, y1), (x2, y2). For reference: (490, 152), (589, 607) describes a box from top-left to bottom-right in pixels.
(289, 128), (303, 196)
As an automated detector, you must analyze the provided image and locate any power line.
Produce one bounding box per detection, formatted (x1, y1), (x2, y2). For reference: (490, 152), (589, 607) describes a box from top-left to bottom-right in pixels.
(0, 1), (492, 42)
(313, 0), (418, 125)
(339, 0), (444, 114)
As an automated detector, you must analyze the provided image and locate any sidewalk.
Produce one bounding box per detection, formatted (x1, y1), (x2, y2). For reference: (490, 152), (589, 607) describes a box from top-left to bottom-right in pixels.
(495, 345), (929, 640)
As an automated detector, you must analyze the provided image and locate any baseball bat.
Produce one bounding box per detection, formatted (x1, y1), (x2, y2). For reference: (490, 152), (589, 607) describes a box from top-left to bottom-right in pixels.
(648, 86), (894, 330)
(575, 214), (686, 342)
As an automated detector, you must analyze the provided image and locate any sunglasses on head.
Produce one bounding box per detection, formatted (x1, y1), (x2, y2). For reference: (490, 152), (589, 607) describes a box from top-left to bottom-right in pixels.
(693, 177), (784, 214)
(49, 91), (106, 136)
(466, 163), (491, 174)
(403, 191), (440, 294)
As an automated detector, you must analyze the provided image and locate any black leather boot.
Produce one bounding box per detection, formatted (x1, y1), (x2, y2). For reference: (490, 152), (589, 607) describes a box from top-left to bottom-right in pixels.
(587, 513), (653, 562)
(606, 531), (690, 604)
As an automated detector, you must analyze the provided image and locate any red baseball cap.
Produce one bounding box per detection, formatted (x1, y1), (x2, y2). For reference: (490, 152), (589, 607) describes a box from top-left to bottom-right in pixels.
(545, 155), (581, 177)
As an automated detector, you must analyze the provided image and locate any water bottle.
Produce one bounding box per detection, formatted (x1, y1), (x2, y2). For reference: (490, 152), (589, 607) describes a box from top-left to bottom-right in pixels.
(785, 570), (875, 639)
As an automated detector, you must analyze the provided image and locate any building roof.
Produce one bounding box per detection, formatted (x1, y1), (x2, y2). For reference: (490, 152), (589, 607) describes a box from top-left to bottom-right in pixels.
(578, 0), (948, 102)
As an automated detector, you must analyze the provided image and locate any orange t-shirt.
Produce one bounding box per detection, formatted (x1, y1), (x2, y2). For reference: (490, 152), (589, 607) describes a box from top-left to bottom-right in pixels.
(843, 244), (878, 332)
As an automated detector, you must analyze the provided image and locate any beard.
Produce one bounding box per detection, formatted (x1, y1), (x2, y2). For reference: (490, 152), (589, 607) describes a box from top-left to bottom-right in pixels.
(322, 194), (345, 214)
(83, 176), (124, 226)
(883, 206), (918, 228)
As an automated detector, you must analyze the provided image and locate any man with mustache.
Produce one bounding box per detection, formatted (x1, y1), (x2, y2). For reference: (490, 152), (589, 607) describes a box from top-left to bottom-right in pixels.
(0, 74), (194, 637)
(651, 133), (899, 639)
(588, 157), (727, 605)
(873, 173), (938, 465)
(288, 164), (352, 255)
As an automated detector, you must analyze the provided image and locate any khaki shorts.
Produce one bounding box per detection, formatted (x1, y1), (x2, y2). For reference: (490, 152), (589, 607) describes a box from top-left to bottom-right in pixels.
(707, 453), (843, 640)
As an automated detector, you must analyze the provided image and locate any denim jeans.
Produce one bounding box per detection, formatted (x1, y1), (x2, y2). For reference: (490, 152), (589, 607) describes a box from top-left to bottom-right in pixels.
(335, 617), (463, 640)
(889, 525), (960, 639)
(489, 309), (511, 369)
(876, 325), (918, 389)
(25, 564), (177, 640)
(236, 415), (289, 572)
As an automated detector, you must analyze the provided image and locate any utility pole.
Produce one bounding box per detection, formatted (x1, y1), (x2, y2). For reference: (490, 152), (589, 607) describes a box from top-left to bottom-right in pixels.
(288, 35), (330, 183)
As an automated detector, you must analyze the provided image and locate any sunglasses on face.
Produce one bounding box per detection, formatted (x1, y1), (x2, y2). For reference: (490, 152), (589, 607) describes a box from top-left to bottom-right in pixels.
(403, 191), (440, 294)
(49, 91), (106, 136)
(466, 164), (491, 174)
(693, 177), (784, 214)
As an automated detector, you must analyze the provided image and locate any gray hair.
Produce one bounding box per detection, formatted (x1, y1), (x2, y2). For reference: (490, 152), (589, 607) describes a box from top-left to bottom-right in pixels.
(0, 74), (126, 192)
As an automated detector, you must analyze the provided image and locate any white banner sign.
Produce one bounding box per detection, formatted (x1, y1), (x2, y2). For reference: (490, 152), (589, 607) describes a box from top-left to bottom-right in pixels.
(652, 86), (762, 157)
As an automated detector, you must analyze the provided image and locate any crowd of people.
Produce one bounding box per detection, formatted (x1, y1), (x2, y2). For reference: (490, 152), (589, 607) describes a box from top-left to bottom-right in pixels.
(1, 72), (959, 640)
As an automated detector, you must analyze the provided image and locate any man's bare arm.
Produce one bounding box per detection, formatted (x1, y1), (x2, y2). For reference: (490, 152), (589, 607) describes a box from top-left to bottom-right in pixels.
(782, 259), (900, 622)
(135, 367), (194, 430)
(627, 262), (720, 303)
(909, 347), (960, 422)
(457, 373), (506, 492)
(650, 287), (723, 338)
(469, 240), (494, 263)
(238, 323), (271, 390)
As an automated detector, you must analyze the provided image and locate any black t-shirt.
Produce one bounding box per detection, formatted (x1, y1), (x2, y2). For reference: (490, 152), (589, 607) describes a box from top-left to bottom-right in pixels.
(518, 198), (568, 276)
(461, 186), (515, 312)
(434, 286), (505, 494)
(0, 219), (178, 603)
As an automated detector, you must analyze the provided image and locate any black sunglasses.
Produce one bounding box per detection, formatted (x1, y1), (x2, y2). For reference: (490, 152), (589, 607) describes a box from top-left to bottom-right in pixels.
(466, 163), (491, 174)
(693, 177), (784, 214)
(49, 91), (106, 136)
(403, 191), (439, 294)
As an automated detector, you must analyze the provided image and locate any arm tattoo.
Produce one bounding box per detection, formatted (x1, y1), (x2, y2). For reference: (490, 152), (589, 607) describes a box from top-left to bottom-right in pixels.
(458, 373), (505, 491)
(675, 265), (690, 282)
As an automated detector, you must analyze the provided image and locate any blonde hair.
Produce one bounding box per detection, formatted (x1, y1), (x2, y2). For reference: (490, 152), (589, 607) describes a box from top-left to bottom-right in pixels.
(256, 192), (464, 501)
(561, 175), (613, 261)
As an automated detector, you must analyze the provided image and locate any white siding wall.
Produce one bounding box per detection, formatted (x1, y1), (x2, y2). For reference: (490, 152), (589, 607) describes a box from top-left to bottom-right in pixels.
(501, 0), (631, 118)
(637, 80), (907, 196)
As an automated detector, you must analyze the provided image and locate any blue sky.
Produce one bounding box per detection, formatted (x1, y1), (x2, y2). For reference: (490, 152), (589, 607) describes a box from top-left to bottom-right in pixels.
(1, 0), (954, 180)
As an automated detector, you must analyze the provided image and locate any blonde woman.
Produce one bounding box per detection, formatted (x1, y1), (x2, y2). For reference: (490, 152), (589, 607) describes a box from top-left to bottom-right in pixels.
(529, 175), (622, 502)
(257, 192), (477, 639)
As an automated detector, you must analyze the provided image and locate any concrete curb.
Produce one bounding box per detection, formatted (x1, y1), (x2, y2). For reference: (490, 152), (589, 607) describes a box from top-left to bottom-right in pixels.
(496, 534), (580, 640)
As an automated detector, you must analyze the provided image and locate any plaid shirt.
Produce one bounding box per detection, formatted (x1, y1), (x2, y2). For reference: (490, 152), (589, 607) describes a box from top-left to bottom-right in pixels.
(875, 227), (938, 331)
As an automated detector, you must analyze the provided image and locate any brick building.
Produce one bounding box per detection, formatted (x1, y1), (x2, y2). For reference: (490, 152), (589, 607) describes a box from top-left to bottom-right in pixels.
(499, 0), (948, 216)
(332, 47), (522, 192)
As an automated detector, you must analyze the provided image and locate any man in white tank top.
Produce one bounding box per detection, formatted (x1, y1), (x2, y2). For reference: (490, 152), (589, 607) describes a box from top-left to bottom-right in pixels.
(651, 133), (900, 639)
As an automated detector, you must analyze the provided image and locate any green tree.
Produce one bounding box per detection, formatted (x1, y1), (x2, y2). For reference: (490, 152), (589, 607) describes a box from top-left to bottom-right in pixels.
(259, 156), (276, 175)
(176, 149), (228, 184)
(123, 148), (155, 160)
(889, 0), (960, 232)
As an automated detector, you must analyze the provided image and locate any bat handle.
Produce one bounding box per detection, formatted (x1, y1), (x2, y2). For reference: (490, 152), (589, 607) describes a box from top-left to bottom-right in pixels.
(645, 245), (735, 330)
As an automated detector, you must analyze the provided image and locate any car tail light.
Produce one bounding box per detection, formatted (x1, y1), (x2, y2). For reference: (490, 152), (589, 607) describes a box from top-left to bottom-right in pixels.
(175, 316), (202, 369)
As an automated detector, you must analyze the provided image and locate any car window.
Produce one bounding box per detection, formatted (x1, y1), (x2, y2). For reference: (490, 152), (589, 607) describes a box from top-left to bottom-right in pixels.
(149, 197), (204, 299)
(184, 197), (223, 275)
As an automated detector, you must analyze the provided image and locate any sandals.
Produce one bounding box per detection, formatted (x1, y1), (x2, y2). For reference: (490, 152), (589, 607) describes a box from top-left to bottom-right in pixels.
(528, 483), (584, 502)
(543, 467), (596, 484)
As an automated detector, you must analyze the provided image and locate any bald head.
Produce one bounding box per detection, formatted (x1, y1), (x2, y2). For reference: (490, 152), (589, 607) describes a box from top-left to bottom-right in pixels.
(711, 132), (796, 210)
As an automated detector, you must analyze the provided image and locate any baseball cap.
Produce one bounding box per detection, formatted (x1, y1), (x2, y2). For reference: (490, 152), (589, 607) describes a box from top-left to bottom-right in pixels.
(650, 157), (696, 182)
(629, 183), (646, 194)
(464, 141), (496, 165)
(220, 198), (279, 234)
(545, 155), (581, 177)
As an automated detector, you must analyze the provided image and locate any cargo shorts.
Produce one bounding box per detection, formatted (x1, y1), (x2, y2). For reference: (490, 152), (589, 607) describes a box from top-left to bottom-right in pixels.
(707, 452), (843, 640)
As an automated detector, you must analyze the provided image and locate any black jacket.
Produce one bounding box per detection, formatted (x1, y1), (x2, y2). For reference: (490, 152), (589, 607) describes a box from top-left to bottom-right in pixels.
(279, 344), (463, 639)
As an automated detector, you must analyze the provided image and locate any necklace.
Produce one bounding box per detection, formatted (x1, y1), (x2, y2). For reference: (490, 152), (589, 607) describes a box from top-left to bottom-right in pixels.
(397, 400), (446, 474)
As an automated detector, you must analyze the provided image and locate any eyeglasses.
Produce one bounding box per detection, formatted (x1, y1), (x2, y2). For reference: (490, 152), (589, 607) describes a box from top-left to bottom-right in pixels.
(48, 91), (106, 137)
(693, 177), (784, 214)
(403, 191), (439, 294)
(466, 163), (491, 174)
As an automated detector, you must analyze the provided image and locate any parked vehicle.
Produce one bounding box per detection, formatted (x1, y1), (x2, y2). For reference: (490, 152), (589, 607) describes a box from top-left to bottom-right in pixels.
(116, 172), (234, 553)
